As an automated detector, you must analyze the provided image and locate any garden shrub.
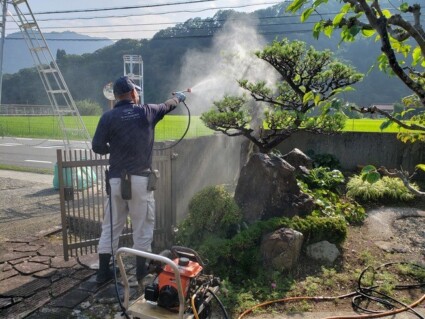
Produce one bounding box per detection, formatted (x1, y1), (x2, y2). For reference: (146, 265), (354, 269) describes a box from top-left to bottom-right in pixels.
(175, 185), (241, 247)
(197, 215), (347, 281)
(300, 167), (345, 191)
(346, 175), (416, 202)
(175, 179), (352, 283)
(305, 150), (341, 169)
(298, 168), (366, 224)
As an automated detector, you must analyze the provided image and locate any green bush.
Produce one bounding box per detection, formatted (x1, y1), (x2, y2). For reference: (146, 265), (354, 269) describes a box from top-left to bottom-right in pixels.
(300, 167), (345, 191)
(175, 185), (241, 246)
(76, 99), (103, 116)
(305, 150), (341, 169)
(346, 175), (416, 202)
(298, 168), (366, 224)
(198, 215), (347, 281)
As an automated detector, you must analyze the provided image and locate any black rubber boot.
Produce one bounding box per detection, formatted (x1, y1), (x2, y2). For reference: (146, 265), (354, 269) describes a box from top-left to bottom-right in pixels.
(96, 253), (114, 284)
(136, 256), (147, 281)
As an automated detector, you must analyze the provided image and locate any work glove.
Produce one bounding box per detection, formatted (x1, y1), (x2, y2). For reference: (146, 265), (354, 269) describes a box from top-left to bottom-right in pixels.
(173, 92), (186, 103)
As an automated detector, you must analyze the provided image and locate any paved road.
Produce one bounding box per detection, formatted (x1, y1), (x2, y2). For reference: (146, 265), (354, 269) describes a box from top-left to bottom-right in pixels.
(0, 170), (58, 243)
(0, 137), (91, 170)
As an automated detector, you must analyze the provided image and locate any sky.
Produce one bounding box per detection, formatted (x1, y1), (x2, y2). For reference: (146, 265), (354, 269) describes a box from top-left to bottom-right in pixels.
(4, 0), (284, 40)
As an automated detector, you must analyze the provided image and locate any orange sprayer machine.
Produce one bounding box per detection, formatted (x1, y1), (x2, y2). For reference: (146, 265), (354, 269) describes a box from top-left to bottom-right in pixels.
(116, 246), (228, 319)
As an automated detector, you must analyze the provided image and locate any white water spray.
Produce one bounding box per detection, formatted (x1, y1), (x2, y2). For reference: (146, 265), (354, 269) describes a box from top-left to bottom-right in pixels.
(174, 16), (280, 116)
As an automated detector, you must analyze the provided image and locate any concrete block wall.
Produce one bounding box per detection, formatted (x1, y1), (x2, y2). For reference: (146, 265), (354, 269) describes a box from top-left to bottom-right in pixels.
(170, 132), (425, 224)
(276, 131), (425, 172)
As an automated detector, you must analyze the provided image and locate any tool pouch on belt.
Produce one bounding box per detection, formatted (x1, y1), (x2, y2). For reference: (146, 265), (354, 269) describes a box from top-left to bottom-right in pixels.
(121, 169), (132, 200)
(147, 169), (160, 191)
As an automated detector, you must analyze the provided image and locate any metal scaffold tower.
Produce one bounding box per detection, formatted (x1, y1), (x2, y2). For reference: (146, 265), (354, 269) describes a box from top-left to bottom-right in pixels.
(0, 0), (91, 149)
(123, 54), (144, 104)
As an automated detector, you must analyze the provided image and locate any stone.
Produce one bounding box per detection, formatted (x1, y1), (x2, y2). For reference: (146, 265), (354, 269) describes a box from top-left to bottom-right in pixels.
(13, 244), (41, 253)
(282, 148), (313, 174)
(34, 268), (58, 279)
(78, 276), (101, 293)
(306, 240), (340, 264)
(260, 228), (304, 271)
(49, 277), (80, 298)
(72, 268), (96, 281)
(12, 289), (52, 318)
(78, 253), (98, 269)
(0, 262), (13, 272)
(50, 256), (78, 269)
(94, 284), (125, 304)
(29, 256), (51, 264)
(38, 244), (63, 257)
(0, 297), (13, 308)
(7, 236), (38, 243)
(0, 269), (18, 281)
(234, 152), (314, 223)
(51, 268), (77, 282)
(14, 261), (49, 275)
(0, 276), (50, 297)
(0, 251), (34, 264)
(49, 289), (90, 308)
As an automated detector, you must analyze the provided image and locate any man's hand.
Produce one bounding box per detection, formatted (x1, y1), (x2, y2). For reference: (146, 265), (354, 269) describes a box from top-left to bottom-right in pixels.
(174, 92), (186, 103)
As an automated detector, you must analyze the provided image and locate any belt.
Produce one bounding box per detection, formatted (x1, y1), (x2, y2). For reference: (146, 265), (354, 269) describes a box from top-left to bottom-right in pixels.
(139, 171), (151, 177)
(118, 169), (151, 177)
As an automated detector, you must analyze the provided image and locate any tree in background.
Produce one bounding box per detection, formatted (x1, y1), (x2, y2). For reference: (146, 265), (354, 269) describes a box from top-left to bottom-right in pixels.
(286, 0), (425, 196)
(287, 0), (424, 104)
(75, 99), (102, 116)
(201, 38), (363, 153)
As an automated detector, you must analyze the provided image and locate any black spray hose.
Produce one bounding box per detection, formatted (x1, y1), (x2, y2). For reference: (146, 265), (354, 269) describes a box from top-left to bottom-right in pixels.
(107, 181), (131, 319)
(207, 287), (230, 319)
(154, 100), (191, 151)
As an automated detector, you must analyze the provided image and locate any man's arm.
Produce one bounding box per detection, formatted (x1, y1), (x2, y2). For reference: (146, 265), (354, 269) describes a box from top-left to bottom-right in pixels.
(163, 97), (180, 113)
(163, 92), (186, 113)
(92, 116), (110, 155)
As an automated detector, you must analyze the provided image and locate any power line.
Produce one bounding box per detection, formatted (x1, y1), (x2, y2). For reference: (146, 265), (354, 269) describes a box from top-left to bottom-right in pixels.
(5, 15), (331, 34)
(4, 28), (319, 42)
(5, 11), (341, 36)
(6, 14), (309, 31)
(32, 0), (217, 15)
(30, 1), (283, 22)
(5, 1), (418, 41)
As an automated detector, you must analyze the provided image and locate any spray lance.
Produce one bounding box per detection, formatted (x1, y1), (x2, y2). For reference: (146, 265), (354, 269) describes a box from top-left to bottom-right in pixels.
(154, 88), (192, 150)
(172, 88), (192, 96)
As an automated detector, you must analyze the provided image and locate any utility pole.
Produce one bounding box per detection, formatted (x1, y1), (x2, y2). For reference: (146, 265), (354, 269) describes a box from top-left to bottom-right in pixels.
(0, 0), (7, 105)
(123, 55), (144, 104)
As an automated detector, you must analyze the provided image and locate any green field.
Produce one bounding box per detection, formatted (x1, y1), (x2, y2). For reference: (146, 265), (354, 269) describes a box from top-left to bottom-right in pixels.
(0, 115), (214, 141)
(341, 118), (408, 133)
(0, 115), (412, 141)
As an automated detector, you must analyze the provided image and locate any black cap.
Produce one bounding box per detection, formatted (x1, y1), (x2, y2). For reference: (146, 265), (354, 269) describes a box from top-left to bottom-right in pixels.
(113, 76), (141, 96)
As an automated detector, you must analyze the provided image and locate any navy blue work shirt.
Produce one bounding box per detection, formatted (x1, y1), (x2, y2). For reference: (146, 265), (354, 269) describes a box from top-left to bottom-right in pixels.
(92, 99), (175, 178)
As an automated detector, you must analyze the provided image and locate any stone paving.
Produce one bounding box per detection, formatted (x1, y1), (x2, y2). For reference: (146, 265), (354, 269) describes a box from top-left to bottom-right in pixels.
(0, 171), (140, 318)
(0, 228), (141, 319)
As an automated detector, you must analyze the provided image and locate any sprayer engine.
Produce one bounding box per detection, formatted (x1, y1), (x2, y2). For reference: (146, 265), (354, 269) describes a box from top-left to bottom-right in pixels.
(145, 256), (202, 308)
(143, 246), (221, 317)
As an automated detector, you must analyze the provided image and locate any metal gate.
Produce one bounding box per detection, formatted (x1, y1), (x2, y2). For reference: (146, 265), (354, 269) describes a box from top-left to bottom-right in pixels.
(56, 148), (173, 261)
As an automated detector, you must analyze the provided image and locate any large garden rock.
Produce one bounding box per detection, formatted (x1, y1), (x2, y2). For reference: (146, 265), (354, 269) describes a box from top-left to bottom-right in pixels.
(282, 148), (313, 174)
(306, 240), (340, 264)
(234, 152), (314, 223)
(260, 228), (304, 271)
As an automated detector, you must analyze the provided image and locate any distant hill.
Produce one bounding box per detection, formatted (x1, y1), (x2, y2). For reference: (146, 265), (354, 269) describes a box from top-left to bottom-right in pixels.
(3, 31), (113, 74)
(1, 2), (414, 108)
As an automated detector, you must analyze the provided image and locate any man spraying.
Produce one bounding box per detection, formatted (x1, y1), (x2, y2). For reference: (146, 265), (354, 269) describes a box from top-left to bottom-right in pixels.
(92, 76), (185, 285)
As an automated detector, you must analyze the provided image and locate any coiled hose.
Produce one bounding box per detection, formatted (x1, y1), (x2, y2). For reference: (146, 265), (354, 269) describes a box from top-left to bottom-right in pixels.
(238, 262), (425, 319)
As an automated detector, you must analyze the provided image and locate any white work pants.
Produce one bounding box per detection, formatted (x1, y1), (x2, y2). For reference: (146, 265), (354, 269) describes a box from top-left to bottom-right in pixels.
(98, 175), (155, 255)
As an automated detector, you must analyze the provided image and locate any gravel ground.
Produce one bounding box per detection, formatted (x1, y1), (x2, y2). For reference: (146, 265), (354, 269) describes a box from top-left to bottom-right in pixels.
(0, 171), (60, 243)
